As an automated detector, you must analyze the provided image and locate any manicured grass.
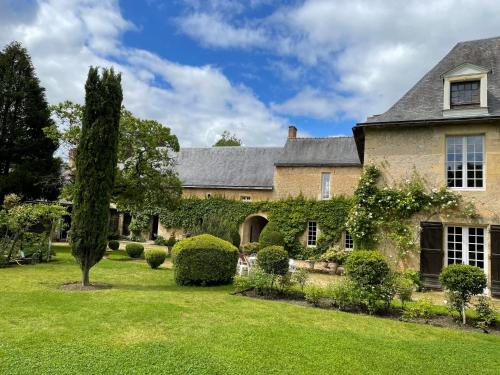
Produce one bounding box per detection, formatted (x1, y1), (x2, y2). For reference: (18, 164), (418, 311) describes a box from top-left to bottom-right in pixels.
(1, 244), (499, 375)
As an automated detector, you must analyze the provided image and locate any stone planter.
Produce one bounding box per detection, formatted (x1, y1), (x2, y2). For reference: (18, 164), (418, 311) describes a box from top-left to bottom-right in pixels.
(305, 260), (316, 270)
(336, 266), (345, 276)
(327, 262), (338, 274)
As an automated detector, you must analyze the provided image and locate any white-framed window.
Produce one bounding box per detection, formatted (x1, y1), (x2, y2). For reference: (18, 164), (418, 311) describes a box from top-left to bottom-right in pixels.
(344, 231), (353, 251)
(307, 221), (317, 247)
(240, 195), (251, 202)
(446, 226), (486, 271)
(321, 173), (331, 199)
(446, 135), (484, 189)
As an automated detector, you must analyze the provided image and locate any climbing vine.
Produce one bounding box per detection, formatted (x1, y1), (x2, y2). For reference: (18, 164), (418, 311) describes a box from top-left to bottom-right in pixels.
(346, 165), (477, 261)
(158, 195), (352, 258)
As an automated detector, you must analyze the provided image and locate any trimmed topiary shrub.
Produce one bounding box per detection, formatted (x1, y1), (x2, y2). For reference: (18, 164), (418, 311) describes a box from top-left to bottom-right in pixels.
(259, 222), (285, 249)
(345, 250), (390, 287)
(125, 243), (144, 258)
(108, 240), (120, 251)
(257, 245), (289, 276)
(439, 264), (487, 325)
(144, 248), (167, 269)
(344, 250), (394, 314)
(154, 236), (168, 246)
(172, 234), (239, 286)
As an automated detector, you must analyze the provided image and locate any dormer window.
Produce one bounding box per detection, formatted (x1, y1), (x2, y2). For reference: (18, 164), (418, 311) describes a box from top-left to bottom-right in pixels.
(442, 63), (489, 117)
(450, 80), (480, 108)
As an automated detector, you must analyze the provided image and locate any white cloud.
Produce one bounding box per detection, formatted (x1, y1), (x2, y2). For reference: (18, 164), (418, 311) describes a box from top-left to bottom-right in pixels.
(177, 0), (500, 121)
(0, 0), (287, 147)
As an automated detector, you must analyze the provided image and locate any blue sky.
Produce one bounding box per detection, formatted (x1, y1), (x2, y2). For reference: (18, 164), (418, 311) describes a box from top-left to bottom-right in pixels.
(2, 0), (500, 146)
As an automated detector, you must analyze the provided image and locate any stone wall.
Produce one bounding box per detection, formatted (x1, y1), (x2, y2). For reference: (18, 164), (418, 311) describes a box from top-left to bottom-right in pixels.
(363, 121), (500, 280)
(273, 166), (361, 200)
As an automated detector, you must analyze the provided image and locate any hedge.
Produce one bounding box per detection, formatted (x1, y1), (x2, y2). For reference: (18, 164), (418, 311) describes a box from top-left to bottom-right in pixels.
(172, 234), (239, 286)
(257, 245), (289, 276)
(108, 240), (120, 251)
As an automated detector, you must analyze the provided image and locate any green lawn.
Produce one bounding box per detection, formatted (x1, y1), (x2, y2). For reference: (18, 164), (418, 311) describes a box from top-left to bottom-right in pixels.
(1, 244), (499, 375)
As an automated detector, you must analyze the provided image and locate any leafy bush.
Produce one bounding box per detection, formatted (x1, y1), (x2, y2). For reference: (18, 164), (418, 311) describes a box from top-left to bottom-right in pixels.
(474, 296), (497, 333)
(401, 269), (422, 292)
(257, 246), (289, 276)
(345, 250), (390, 286)
(108, 240), (120, 251)
(240, 242), (260, 255)
(259, 222), (285, 249)
(439, 264), (487, 324)
(304, 284), (326, 306)
(154, 236), (168, 246)
(344, 250), (394, 314)
(191, 213), (240, 247)
(402, 298), (433, 322)
(166, 233), (177, 247)
(394, 272), (415, 307)
(144, 248), (167, 269)
(327, 279), (358, 311)
(125, 243), (144, 258)
(107, 232), (120, 241)
(319, 246), (349, 265)
(172, 234), (239, 286)
(292, 268), (309, 291)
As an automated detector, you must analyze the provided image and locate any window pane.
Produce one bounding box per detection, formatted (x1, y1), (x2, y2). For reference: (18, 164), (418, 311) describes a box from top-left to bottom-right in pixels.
(321, 173), (331, 199)
(345, 231), (353, 250)
(450, 80), (480, 106)
(447, 226), (463, 264)
(308, 221), (317, 246)
(468, 227), (485, 269)
(446, 136), (463, 188)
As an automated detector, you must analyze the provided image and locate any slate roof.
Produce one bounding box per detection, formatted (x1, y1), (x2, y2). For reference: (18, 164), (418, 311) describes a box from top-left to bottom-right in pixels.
(275, 137), (361, 166)
(174, 137), (361, 189)
(174, 147), (283, 189)
(361, 36), (500, 124)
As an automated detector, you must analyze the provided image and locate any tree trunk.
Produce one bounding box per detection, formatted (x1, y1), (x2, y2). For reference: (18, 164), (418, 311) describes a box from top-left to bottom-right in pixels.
(82, 267), (90, 286)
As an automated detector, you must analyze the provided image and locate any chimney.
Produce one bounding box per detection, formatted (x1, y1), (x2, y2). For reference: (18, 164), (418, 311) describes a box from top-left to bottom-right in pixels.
(288, 125), (297, 139)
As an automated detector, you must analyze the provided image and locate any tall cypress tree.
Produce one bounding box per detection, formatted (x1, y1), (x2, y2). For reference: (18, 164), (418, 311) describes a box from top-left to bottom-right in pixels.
(0, 42), (61, 202)
(71, 67), (122, 286)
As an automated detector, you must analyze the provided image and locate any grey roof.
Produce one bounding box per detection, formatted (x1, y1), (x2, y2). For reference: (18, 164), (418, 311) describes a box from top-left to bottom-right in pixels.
(174, 147), (283, 189)
(275, 137), (361, 166)
(362, 36), (500, 124)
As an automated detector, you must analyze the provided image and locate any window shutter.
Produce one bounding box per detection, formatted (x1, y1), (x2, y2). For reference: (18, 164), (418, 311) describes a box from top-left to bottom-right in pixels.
(420, 222), (444, 289)
(490, 225), (500, 297)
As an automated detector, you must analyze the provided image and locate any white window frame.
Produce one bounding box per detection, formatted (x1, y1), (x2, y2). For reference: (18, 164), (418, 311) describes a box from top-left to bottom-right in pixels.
(445, 226), (488, 276)
(307, 221), (317, 247)
(344, 231), (353, 251)
(321, 173), (331, 200)
(446, 135), (485, 191)
(240, 195), (252, 202)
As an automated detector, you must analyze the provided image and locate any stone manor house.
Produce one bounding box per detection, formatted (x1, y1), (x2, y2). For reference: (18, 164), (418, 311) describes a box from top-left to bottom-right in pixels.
(115, 37), (500, 295)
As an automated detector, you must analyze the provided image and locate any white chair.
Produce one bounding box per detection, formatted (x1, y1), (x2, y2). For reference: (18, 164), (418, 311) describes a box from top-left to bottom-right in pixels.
(237, 257), (250, 276)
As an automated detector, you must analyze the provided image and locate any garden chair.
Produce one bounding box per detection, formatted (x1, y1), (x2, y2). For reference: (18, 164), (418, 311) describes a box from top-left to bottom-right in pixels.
(237, 255), (250, 276)
(288, 259), (296, 273)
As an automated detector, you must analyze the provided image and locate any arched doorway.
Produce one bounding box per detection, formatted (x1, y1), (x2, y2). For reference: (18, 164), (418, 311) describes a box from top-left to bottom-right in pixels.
(241, 214), (269, 244)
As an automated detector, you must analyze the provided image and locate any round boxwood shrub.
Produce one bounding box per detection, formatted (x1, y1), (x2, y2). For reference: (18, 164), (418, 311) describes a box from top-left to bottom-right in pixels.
(108, 240), (120, 251)
(144, 248), (167, 269)
(344, 250), (390, 287)
(259, 222), (285, 249)
(257, 245), (289, 276)
(125, 243), (144, 258)
(172, 234), (239, 286)
(439, 263), (487, 324)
